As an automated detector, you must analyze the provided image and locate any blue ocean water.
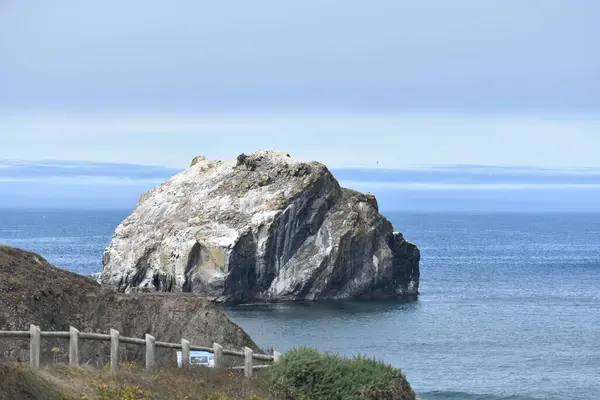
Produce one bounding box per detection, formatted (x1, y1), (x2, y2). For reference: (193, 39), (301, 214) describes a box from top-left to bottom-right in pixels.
(0, 210), (599, 400)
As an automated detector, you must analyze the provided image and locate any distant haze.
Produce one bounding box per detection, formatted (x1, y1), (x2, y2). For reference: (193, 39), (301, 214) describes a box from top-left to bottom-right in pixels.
(1, 160), (598, 212)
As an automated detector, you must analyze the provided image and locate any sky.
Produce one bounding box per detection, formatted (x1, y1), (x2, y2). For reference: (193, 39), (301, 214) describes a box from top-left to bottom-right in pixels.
(0, 1), (598, 210)
(1, 160), (599, 212)
(2, 113), (600, 169)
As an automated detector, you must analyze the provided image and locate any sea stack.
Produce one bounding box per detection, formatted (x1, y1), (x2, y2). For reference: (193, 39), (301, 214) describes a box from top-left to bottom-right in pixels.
(100, 150), (420, 302)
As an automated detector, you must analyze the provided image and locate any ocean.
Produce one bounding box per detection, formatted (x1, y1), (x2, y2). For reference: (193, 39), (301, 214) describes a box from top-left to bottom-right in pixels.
(1, 209), (598, 400)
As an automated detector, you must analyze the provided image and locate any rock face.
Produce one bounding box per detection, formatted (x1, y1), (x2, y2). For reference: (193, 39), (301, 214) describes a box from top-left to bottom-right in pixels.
(100, 151), (420, 302)
(0, 246), (258, 366)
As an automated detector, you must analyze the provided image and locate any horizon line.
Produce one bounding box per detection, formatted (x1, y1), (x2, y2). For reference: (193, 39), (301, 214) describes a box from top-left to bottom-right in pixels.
(2, 158), (600, 174)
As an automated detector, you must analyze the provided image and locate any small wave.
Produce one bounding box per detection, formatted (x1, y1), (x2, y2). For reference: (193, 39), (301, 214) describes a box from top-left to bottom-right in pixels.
(419, 391), (546, 400)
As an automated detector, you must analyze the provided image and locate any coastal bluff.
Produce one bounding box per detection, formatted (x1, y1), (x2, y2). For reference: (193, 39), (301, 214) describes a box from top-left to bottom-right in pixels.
(100, 150), (420, 303)
(0, 245), (258, 365)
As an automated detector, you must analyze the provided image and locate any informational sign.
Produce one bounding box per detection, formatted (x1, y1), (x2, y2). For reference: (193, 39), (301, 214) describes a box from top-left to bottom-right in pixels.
(177, 350), (215, 368)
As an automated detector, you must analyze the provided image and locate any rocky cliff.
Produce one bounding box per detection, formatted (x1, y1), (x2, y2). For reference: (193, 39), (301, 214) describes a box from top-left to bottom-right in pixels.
(0, 246), (258, 366)
(100, 151), (420, 302)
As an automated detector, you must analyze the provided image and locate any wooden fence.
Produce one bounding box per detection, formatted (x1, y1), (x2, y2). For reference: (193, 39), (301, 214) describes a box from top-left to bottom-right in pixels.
(0, 325), (281, 378)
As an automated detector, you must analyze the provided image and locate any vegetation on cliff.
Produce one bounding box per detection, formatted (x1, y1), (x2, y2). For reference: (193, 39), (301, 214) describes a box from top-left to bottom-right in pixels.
(268, 347), (416, 400)
(0, 348), (416, 400)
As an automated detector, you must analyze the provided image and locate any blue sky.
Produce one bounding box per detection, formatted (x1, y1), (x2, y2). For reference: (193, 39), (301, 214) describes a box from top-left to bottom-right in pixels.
(1, 0), (598, 114)
(0, 1), (598, 210)
(2, 113), (600, 169)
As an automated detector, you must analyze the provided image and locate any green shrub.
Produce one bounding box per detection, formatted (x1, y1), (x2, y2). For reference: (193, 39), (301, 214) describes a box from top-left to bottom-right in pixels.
(267, 347), (416, 400)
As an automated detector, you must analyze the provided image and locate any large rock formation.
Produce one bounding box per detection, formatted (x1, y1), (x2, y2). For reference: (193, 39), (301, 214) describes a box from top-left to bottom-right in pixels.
(0, 246), (258, 366)
(100, 151), (420, 302)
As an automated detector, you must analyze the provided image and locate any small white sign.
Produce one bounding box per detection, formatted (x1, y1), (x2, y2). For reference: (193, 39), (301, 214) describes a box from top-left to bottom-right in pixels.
(177, 350), (215, 368)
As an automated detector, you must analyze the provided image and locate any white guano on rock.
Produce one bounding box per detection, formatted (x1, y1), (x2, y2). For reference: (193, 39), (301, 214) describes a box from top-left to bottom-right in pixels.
(100, 150), (420, 302)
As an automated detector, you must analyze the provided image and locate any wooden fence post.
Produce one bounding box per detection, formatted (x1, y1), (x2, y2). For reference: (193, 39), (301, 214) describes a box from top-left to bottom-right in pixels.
(110, 329), (119, 374)
(69, 327), (79, 366)
(213, 343), (223, 369)
(29, 324), (40, 369)
(181, 339), (190, 369)
(244, 347), (253, 378)
(273, 350), (282, 363)
(145, 334), (155, 370)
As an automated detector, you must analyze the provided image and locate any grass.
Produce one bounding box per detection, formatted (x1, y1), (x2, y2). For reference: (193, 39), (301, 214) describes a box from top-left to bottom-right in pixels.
(0, 348), (417, 400)
(0, 362), (280, 400)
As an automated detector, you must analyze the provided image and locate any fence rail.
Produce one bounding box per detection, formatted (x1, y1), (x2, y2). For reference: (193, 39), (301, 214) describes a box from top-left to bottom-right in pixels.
(0, 325), (281, 378)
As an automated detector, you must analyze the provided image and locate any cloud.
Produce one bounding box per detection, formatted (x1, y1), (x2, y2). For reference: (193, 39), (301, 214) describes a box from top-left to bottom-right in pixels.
(0, 160), (180, 182)
(1, 0), (598, 113)
(331, 165), (600, 187)
(341, 182), (600, 191)
(3, 160), (599, 187)
(1, 160), (598, 212)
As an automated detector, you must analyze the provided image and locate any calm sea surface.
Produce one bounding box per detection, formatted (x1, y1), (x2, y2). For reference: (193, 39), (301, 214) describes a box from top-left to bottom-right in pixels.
(1, 209), (599, 400)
